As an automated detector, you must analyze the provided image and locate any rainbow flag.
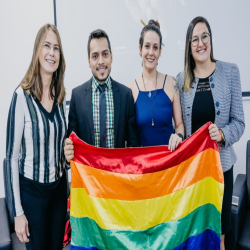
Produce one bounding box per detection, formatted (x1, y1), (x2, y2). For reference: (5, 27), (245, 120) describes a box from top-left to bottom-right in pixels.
(69, 123), (224, 250)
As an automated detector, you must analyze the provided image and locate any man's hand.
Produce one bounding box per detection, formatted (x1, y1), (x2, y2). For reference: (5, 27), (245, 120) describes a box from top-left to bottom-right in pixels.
(64, 138), (74, 162)
(15, 214), (29, 243)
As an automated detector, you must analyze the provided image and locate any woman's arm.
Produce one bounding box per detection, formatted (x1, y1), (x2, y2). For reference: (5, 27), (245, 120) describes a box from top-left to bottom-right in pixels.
(6, 88), (30, 243)
(6, 89), (25, 217)
(168, 77), (185, 151)
(172, 77), (185, 136)
(221, 64), (245, 147)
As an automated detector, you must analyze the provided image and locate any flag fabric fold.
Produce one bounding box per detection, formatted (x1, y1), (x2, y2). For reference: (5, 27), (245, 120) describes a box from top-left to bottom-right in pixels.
(70, 122), (224, 250)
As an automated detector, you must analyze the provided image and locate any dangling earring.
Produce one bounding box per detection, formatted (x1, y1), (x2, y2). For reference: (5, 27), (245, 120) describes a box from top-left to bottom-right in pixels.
(141, 61), (143, 67)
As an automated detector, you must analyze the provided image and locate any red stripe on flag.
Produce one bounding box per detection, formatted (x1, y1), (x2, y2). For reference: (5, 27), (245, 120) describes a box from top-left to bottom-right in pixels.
(69, 122), (217, 174)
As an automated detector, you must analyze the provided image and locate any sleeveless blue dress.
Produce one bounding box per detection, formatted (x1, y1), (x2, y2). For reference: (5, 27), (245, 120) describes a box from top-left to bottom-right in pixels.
(135, 75), (174, 147)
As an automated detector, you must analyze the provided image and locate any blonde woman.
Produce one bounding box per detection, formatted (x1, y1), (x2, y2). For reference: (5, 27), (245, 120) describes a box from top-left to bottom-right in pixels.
(5, 24), (67, 250)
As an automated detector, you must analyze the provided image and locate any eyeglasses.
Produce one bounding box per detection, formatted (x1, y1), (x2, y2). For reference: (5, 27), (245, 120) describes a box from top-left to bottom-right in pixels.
(190, 32), (210, 47)
(43, 43), (61, 54)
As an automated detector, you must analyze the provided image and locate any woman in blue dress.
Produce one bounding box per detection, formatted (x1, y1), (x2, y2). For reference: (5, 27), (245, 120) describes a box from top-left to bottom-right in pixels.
(128, 20), (184, 151)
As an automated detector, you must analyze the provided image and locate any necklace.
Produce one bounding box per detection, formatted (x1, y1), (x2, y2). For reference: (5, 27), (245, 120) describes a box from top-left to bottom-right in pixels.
(142, 71), (158, 127)
(142, 71), (158, 98)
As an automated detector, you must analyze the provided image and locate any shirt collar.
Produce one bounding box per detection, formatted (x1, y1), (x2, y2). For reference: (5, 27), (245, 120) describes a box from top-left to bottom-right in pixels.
(92, 75), (112, 92)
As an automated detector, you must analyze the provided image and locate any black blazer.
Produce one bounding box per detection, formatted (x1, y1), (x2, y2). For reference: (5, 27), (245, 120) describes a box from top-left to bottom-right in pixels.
(67, 77), (140, 148)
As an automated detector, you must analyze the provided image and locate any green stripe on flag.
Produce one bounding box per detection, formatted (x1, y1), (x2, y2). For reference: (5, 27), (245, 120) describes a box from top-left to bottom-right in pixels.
(70, 203), (221, 250)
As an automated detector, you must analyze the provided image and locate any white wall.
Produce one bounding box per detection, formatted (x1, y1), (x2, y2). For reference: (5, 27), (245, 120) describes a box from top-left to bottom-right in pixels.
(56, 0), (250, 100)
(57, 0), (250, 179)
(0, 0), (54, 198)
(234, 99), (250, 178)
(0, 1), (249, 198)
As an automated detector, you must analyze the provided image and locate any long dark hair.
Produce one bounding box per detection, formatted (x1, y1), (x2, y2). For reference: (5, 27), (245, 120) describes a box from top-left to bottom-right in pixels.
(183, 16), (216, 92)
(139, 20), (162, 49)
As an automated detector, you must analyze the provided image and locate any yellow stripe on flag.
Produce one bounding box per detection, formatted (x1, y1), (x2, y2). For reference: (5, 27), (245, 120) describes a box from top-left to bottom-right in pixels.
(71, 148), (223, 200)
(71, 177), (224, 230)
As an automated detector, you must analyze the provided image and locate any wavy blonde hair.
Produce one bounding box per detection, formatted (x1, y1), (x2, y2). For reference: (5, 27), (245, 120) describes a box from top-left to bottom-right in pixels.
(20, 23), (66, 105)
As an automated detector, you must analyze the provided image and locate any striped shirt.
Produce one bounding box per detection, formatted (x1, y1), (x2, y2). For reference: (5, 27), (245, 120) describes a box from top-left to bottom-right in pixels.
(92, 76), (114, 148)
(6, 86), (67, 216)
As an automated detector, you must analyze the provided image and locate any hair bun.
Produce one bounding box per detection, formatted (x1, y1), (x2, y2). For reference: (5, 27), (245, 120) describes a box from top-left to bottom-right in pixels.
(148, 19), (160, 29)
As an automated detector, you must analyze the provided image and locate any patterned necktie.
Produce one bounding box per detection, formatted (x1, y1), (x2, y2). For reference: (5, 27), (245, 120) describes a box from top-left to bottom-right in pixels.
(98, 83), (107, 148)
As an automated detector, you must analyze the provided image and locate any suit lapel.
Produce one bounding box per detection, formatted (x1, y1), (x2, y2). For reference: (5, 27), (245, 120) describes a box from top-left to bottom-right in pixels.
(183, 78), (198, 137)
(212, 62), (226, 126)
(84, 78), (95, 144)
(112, 79), (120, 147)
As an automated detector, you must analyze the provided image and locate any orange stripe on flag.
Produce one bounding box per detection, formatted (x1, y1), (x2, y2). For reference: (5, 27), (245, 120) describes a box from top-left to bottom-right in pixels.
(71, 148), (223, 200)
(69, 122), (219, 175)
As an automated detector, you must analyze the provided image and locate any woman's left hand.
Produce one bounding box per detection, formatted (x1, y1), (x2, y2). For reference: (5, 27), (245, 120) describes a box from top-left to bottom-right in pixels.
(168, 133), (182, 152)
(208, 124), (221, 142)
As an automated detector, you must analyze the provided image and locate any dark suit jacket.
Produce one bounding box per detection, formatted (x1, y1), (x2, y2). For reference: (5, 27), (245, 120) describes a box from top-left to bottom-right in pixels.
(67, 77), (140, 148)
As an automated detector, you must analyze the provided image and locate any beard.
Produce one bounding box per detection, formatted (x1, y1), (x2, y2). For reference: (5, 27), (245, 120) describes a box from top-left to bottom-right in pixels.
(92, 66), (111, 83)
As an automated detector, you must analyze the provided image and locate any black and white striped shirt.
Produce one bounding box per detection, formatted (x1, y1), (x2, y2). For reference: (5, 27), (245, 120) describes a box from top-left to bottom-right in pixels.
(6, 86), (67, 216)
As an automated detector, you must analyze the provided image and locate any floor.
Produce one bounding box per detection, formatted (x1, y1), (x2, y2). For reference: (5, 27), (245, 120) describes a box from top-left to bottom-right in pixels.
(11, 233), (70, 250)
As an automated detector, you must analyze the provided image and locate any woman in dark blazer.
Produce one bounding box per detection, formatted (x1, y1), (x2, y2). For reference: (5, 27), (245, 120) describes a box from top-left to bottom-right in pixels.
(176, 16), (245, 250)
